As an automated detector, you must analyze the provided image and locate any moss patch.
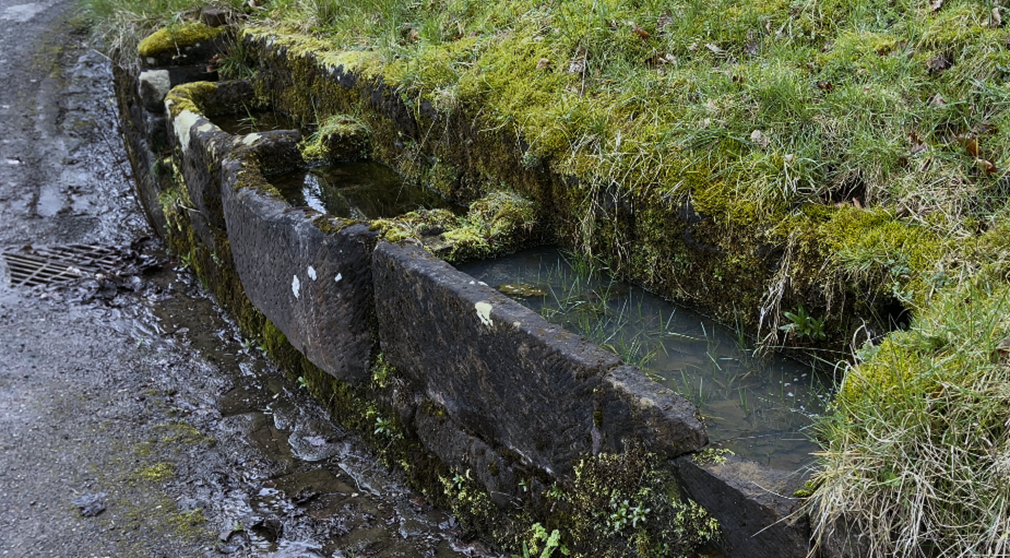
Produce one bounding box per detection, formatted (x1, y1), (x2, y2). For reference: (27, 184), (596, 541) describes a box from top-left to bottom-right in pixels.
(138, 22), (224, 58)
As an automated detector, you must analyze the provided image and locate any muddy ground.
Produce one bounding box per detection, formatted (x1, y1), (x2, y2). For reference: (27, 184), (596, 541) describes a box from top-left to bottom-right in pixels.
(0, 1), (492, 557)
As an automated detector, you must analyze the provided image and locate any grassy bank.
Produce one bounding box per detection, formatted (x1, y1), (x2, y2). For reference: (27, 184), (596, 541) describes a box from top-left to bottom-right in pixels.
(82, 0), (1010, 555)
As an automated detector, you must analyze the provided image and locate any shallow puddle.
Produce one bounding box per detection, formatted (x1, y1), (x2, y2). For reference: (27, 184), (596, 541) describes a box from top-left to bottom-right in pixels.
(269, 162), (457, 220)
(459, 246), (834, 470)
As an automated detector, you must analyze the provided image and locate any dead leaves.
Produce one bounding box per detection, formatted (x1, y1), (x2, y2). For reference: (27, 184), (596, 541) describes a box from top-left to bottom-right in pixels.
(977, 158), (998, 175)
(904, 125), (1000, 177)
(927, 53), (952, 74)
(750, 129), (770, 149)
(568, 46), (587, 74)
(631, 22), (651, 40)
(986, 6), (1003, 28)
(957, 126), (999, 175)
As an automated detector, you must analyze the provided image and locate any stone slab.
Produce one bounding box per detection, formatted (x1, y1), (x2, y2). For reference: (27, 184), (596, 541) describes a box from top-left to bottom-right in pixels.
(675, 453), (810, 558)
(598, 365), (707, 459)
(373, 240), (619, 476)
(222, 160), (377, 385)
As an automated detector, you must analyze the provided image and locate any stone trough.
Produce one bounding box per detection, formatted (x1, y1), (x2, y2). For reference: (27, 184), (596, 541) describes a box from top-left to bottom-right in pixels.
(113, 20), (817, 557)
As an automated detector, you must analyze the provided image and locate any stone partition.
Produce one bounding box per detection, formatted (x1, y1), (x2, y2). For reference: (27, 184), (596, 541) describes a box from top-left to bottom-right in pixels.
(222, 176), (379, 385)
(114, 24), (818, 556)
(372, 241), (706, 479)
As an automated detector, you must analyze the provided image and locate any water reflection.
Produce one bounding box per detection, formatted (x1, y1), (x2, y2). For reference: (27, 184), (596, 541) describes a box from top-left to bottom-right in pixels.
(269, 162), (457, 220)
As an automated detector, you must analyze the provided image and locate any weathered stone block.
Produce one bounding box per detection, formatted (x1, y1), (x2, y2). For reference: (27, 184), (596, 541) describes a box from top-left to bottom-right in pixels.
(222, 162), (377, 385)
(413, 409), (518, 507)
(139, 70), (171, 112)
(138, 22), (228, 68)
(142, 111), (168, 153)
(675, 453), (810, 558)
(168, 108), (233, 246)
(200, 8), (230, 28)
(373, 241), (707, 478)
(0, 255), (9, 291)
(598, 365), (707, 458)
(373, 241), (616, 476)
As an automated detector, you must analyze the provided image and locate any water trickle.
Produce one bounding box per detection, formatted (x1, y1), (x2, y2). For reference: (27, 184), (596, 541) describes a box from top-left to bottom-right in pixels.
(459, 246), (834, 470)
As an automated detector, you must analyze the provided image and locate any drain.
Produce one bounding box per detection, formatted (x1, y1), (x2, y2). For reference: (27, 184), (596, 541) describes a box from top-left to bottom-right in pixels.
(0, 244), (124, 287)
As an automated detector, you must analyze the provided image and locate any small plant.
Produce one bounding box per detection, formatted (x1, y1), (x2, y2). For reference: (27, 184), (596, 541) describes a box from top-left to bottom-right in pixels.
(513, 523), (569, 558)
(176, 253), (192, 271)
(296, 376), (309, 390)
(371, 354), (393, 388)
(609, 498), (648, 532)
(547, 483), (565, 500)
(374, 416), (393, 436)
(779, 304), (826, 341)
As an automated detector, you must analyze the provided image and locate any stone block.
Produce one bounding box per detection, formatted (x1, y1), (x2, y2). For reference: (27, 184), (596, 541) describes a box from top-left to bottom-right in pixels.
(413, 409), (518, 507)
(598, 365), (707, 458)
(222, 163), (377, 385)
(0, 255), (9, 291)
(138, 70), (171, 112)
(139, 23), (228, 68)
(675, 453), (810, 558)
(200, 8), (230, 28)
(373, 241), (706, 478)
(169, 108), (233, 241)
(142, 111), (168, 153)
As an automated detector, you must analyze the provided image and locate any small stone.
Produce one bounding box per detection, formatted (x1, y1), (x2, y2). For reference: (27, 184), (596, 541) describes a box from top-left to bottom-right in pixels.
(72, 492), (107, 517)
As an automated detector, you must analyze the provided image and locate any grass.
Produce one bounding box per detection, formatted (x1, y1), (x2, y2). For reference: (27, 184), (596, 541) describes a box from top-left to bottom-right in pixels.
(807, 275), (1010, 557)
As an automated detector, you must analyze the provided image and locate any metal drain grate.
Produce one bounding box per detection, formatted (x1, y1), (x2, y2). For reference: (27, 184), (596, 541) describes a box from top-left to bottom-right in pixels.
(0, 244), (123, 287)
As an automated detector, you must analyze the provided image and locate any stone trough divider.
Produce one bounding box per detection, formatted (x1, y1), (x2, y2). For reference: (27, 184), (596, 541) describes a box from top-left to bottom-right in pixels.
(114, 21), (817, 557)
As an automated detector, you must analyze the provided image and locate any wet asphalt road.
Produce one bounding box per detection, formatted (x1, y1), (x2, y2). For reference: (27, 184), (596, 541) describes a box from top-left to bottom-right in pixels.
(0, 2), (486, 557)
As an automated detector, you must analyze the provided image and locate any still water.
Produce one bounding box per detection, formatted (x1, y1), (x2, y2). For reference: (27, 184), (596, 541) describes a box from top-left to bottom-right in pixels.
(459, 246), (834, 470)
(269, 162), (457, 221)
(211, 110), (299, 135)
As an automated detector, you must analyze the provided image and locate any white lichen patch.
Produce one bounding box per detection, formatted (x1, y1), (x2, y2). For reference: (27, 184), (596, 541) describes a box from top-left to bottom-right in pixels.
(475, 301), (493, 328)
(172, 109), (202, 153)
(242, 133), (262, 146)
(307, 266), (317, 281)
(292, 275), (301, 298)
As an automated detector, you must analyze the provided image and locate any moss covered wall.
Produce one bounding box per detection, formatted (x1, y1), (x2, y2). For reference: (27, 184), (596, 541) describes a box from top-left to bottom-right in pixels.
(237, 29), (900, 352)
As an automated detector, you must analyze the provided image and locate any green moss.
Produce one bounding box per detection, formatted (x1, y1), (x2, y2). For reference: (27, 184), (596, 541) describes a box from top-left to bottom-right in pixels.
(299, 114), (370, 164)
(154, 423), (213, 445)
(549, 445), (719, 557)
(164, 81), (218, 119)
(167, 508), (207, 537)
(136, 462), (175, 482)
(138, 22), (224, 58)
(692, 448), (734, 467)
